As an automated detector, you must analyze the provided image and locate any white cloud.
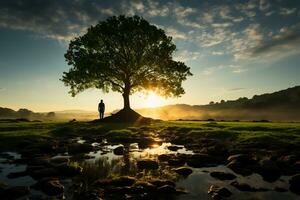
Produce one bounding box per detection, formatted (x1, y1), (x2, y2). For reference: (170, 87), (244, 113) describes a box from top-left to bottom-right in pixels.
(175, 6), (196, 18)
(279, 8), (297, 16)
(259, 0), (270, 11)
(212, 23), (233, 28)
(244, 10), (256, 18)
(165, 27), (187, 39)
(174, 50), (201, 62)
(265, 11), (274, 16)
(231, 24), (264, 59)
(177, 18), (202, 29)
(202, 67), (215, 75)
(219, 6), (234, 20)
(132, 1), (145, 12)
(198, 28), (229, 47)
(175, 8), (202, 28)
(202, 64), (245, 75)
(229, 65), (248, 73)
(233, 17), (244, 22)
(202, 12), (214, 23)
(212, 51), (224, 55)
(235, 1), (257, 18)
(99, 8), (115, 16)
(147, 0), (169, 17)
(249, 23), (300, 59)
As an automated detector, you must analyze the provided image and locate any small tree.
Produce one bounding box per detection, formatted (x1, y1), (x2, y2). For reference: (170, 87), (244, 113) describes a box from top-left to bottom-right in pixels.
(46, 112), (56, 118)
(62, 15), (192, 114)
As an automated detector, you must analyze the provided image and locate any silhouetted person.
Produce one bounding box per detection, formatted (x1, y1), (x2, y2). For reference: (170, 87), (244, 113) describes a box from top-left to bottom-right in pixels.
(98, 100), (105, 119)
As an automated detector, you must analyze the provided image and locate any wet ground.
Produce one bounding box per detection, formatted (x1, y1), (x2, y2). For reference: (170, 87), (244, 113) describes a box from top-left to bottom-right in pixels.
(0, 137), (299, 200)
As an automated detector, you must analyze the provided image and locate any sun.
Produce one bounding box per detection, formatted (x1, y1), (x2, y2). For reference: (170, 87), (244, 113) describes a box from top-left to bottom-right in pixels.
(144, 91), (166, 108)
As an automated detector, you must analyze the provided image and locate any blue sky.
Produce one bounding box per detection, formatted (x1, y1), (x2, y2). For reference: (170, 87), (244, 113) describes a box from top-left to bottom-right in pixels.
(0, 0), (300, 112)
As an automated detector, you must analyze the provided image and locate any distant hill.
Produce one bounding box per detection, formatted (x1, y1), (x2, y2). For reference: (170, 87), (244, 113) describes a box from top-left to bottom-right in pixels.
(137, 86), (300, 121)
(0, 107), (45, 120)
(1, 86), (300, 121)
(0, 108), (98, 121)
(53, 110), (95, 114)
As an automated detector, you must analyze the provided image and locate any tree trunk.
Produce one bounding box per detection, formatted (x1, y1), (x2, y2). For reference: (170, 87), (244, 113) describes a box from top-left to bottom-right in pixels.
(122, 91), (130, 110)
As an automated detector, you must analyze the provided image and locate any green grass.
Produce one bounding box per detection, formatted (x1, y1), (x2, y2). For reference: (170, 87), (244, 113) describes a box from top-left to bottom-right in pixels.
(1, 120), (300, 152)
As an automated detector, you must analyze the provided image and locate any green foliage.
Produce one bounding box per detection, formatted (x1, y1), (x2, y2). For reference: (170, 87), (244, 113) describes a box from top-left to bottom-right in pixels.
(62, 15), (192, 107)
(1, 120), (300, 152)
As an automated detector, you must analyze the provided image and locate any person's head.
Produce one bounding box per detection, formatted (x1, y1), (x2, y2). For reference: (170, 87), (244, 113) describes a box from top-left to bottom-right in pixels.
(100, 99), (103, 103)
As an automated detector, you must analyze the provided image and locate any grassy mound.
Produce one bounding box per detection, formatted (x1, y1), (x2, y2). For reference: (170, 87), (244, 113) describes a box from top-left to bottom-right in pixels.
(93, 109), (153, 123)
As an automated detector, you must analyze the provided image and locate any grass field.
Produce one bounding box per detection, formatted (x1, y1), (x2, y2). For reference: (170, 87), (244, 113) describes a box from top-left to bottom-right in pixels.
(1, 120), (300, 154)
(1, 120), (300, 199)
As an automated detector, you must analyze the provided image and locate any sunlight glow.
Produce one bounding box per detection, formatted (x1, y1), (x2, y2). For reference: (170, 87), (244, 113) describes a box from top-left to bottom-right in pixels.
(144, 91), (166, 108)
(150, 143), (160, 148)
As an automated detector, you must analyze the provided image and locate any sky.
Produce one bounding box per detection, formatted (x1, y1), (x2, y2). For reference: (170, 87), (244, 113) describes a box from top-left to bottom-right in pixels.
(0, 0), (300, 112)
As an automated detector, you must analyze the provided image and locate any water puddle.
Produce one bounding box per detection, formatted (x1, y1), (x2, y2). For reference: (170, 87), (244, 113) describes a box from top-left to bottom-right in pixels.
(0, 140), (299, 199)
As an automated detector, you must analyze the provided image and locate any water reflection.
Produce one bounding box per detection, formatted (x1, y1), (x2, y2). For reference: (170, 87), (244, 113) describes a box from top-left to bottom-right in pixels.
(74, 142), (299, 200)
(0, 142), (299, 200)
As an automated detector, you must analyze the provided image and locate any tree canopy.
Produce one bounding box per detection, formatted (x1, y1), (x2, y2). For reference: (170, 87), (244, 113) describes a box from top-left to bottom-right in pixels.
(62, 15), (192, 110)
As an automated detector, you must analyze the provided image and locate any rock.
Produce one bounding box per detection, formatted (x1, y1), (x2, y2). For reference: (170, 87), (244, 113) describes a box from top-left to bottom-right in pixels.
(105, 186), (135, 195)
(55, 163), (82, 177)
(289, 173), (300, 195)
(93, 176), (136, 187)
(278, 155), (297, 164)
(137, 137), (160, 149)
(258, 159), (281, 182)
(158, 154), (171, 162)
(210, 171), (236, 180)
(113, 146), (124, 155)
(0, 186), (30, 199)
(293, 160), (300, 168)
(186, 154), (217, 168)
(208, 185), (232, 200)
(157, 185), (177, 193)
(26, 165), (44, 174)
(29, 167), (58, 180)
(275, 187), (288, 192)
(38, 141), (57, 154)
(83, 155), (95, 159)
(32, 177), (64, 196)
(175, 167), (193, 176)
(16, 140), (35, 148)
(68, 143), (93, 154)
(0, 181), (8, 191)
(230, 181), (254, 191)
(134, 181), (156, 191)
(231, 181), (268, 192)
(137, 160), (159, 170)
(7, 171), (28, 179)
(50, 157), (70, 165)
(167, 145), (183, 151)
(149, 180), (175, 188)
(227, 154), (254, 164)
(226, 160), (252, 176)
(23, 156), (50, 166)
(168, 158), (185, 166)
(200, 143), (228, 157)
(110, 176), (136, 187)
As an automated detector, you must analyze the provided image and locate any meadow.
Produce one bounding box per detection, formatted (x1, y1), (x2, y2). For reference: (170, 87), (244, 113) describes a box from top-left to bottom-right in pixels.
(1, 120), (300, 199)
(1, 120), (300, 152)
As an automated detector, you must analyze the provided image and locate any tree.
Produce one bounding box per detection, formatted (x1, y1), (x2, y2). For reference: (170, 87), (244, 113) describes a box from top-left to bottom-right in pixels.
(46, 112), (56, 118)
(62, 15), (192, 114)
(17, 109), (33, 119)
